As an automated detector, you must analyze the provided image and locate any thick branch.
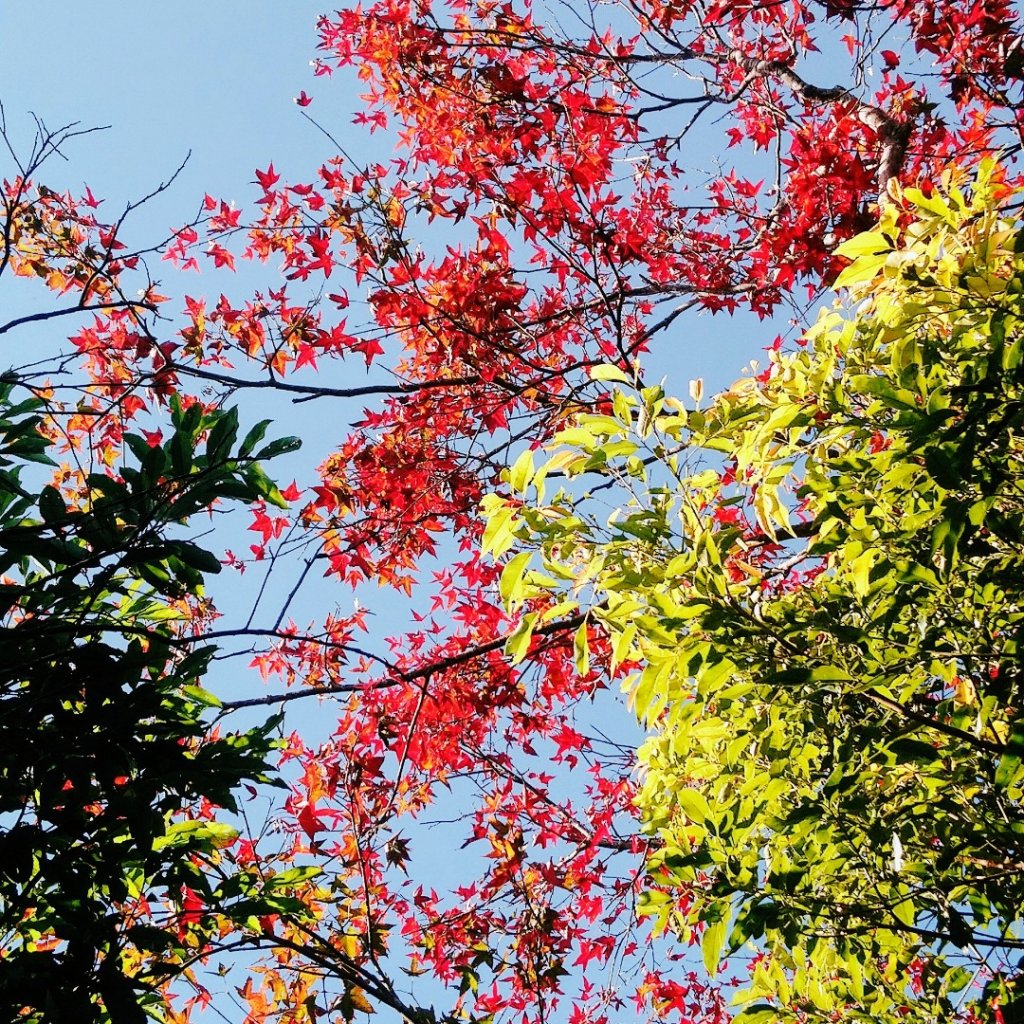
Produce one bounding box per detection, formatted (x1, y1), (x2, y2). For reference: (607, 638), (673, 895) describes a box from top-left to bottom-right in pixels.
(219, 611), (587, 711)
(864, 688), (1005, 756)
(735, 54), (913, 197)
(0, 300), (158, 337)
(162, 360), (482, 402)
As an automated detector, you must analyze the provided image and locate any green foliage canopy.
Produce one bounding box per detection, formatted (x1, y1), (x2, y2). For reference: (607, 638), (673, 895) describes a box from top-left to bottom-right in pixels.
(483, 162), (1024, 1022)
(0, 388), (300, 1022)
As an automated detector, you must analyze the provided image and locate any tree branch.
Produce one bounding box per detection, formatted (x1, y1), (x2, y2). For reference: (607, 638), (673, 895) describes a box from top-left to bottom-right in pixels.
(219, 611), (588, 711)
(0, 300), (158, 337)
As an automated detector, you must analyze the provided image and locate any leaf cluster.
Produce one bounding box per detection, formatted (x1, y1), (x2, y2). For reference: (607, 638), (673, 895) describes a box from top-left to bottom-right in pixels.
(0, 386), (301, 1022)
(485, 161), (1024, 1022)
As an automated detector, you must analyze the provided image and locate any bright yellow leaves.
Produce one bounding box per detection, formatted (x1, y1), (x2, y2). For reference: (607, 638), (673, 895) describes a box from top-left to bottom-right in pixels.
(484, 164), (1024, 1023)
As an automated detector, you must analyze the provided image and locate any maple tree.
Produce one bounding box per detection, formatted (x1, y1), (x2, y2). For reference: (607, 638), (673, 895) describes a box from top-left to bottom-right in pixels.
(2, 0), (1024, 1021)
(484, 162), (1024, 1023)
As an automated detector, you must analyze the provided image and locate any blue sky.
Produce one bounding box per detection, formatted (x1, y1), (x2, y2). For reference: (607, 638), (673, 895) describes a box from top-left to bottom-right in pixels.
(0, 0), (774, 633)
(0, 0), (773, 777)
(0, 6), (767, 1017)
(1, 4), (331, 207)
(0, 1), (770, 391)
(0, 2), (386, 626)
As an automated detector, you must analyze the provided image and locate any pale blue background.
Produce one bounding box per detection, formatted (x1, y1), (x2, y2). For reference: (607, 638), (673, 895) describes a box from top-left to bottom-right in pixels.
(2, 4), (333, 209)
(0, 4), (767, 1018)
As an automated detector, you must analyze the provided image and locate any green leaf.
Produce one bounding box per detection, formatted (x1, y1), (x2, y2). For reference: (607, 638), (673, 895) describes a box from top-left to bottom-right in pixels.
(170, 429), (194, 477)
(183, 684), (223, 708)
(153, 820), (237, 851)
(204, 822), (240, 848)
(945, 965), (973, 994)
(239, 419), (271, 457)
(205, 406), (240, 462)
(702, 915), (728, 976)
(833, 230), (892, 261)
(169, 541), (223, 575)
(124, 432), (156, 467)
(733, 1005), (783, 1024)
(505, 613), (537, 665)
(38, 485), (66, 523)
(997, 720), (1024, 796)
(573, 620), (590, 676)
(589, 364), (632, 384)
(263, 866), (324, 889)
(506, 448), (535, 494)
(255, 436), (303, 460)
(808, 665), (853, 683)
(245, 463), (288, 508)
(892, 897), (916, 927)
(499, 551), (533, 607)
(675, 788), (710, 825)
(481, 499), (517, 558)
